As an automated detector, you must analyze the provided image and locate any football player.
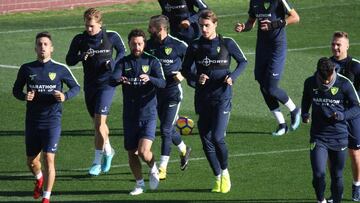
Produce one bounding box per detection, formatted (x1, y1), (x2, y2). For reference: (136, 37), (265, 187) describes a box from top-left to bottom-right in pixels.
(13, 31), (80, 203)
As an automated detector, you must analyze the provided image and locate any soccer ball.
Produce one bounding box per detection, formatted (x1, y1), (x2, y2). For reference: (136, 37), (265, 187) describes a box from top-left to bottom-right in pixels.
(176, 116), (194, 135)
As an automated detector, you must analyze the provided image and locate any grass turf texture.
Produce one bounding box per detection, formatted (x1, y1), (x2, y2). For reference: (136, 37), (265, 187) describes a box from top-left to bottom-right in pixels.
(0, 0), (359, 202)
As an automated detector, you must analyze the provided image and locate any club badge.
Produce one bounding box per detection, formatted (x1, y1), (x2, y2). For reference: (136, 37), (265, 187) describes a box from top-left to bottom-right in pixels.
(330, 87), (339, 95)
(142, 65), (149, 73)
(165, 47), (172, 55)
(49, 72), (56, 81)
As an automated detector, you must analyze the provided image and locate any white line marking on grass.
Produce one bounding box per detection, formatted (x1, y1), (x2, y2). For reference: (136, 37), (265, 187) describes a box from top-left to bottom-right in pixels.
(70, 148), (309, 172)
(0, 2), (358, 34)
(2, 148), (308, 176)
(2, 43), (360, 70)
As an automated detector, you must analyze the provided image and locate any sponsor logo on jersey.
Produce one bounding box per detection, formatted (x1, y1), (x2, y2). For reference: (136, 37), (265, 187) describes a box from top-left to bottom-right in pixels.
(330, 87), (339, 95)
(313, 97), (340, 106)
(29, 84), (56, 93)
(48, 72), (56, 81)
(165, 3), (187, 12)
(165, 47), (172, 55)
(159, 58), (174, 65)
(86, 48), (111, 57)
(197, 56), (228, 67)
(142, 65), (149, 73)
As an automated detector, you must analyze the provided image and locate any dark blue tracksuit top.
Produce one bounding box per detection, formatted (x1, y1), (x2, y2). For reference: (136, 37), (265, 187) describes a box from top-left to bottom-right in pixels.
(158, 0), (208, 40)
(331, 56), (360, 94)
(66, 29), (126, 89)
(111, 53), (166, 121)
(182, 35), (247, 106)
(145, 35), (188, 99)
(13, 59), (80, 129)
(302, 73), (360, 139)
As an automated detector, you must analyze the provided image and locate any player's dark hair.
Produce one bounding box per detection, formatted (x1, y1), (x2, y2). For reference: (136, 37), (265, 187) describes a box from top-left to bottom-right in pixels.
(199, 9), (218, 23)
(35, 31), (52, 42)
(317, 57), (335, 80)
(149, 15), (169, 32)
(84, 8), (102, 24)
(128, 29), (146, 42)
(333, 31), (348, 39)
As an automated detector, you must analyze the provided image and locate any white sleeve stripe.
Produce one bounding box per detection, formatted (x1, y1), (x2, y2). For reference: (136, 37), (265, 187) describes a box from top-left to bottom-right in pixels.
(51, 59), (80, 86)
(338, 73), (360, 102)
(223, 36), (247, 61)
(281, 0), (292, 12)
(107, 30), (127, 52)
(168, 34), (188, 47)
(352, 58), (360, 64)
(197, 0), (207, 8)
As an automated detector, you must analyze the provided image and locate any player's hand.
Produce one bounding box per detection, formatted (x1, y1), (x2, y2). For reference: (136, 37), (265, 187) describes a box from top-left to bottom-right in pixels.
(53, 90), (65, 102)
(260, 19), (271, 31)
(120, 76), (130, 85)
(199, 74), (209, 85)
(180, 20), (190, 29)
(224, 75), (233, 86)
(140, 74), (150, 84)
(172, 71), (184, 82)
(331, 111), (345, 121)
(302, 113), (310, 123)
(235, 22), (245, 32)
(25, 90), (35, 101)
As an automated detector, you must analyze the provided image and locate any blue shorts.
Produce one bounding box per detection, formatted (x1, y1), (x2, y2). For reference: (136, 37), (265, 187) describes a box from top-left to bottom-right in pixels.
(124, 119), (157, 151)
(348, 117), (360, 149)
(254, 41), (286, 82)
(84, 85), (115, 117)
(25, 126), (61, 156)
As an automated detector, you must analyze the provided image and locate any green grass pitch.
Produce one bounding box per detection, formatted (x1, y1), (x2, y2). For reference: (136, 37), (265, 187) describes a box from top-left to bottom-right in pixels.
(0, 0), (359, 202)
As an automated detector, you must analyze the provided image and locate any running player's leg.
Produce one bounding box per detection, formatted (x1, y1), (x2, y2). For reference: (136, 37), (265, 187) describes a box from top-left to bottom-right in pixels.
(138, 120), (159, 190)
(94, 86), (116, 174)
(41, 126), (61, 202)
(328, 145), (347, 203)
(310, 140), (328, 203)
(26, 127), (43, 199)
(212, 99), (231, 193)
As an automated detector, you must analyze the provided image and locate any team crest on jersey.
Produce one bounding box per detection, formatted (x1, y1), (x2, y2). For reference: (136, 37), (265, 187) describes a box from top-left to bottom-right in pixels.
(165, 47), (172, 55)
(264, 2), (271, 10)
(142, 65), (149, 73)
(310, 142), (316, 151)
(48, 72), (56, 81)
(217, 46), (221, 53)
(330, 87), (339, 95)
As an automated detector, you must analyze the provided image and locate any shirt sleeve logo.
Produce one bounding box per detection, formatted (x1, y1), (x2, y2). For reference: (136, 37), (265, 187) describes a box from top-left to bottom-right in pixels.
(165, 47), (173, 55)
(142, 65), (149, 73)
(48, 72), (56, 81)
(330, 87), (339, 95)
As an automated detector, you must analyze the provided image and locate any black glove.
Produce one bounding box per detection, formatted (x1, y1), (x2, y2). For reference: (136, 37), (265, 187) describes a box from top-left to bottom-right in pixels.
(268, 19), (286, 30)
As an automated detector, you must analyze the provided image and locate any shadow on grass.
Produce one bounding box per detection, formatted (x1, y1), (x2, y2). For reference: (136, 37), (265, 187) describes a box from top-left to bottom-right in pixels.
(0, 129), (270, 136)
(0, 129), (124, 136)
(0, 198), (333, 203)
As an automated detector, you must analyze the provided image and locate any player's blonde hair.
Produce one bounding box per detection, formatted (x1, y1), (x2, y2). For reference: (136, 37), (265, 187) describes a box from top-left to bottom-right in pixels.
(333, 31), (349, 40)
(84, 8), (102, 24)
(199, 9), (218, 23)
